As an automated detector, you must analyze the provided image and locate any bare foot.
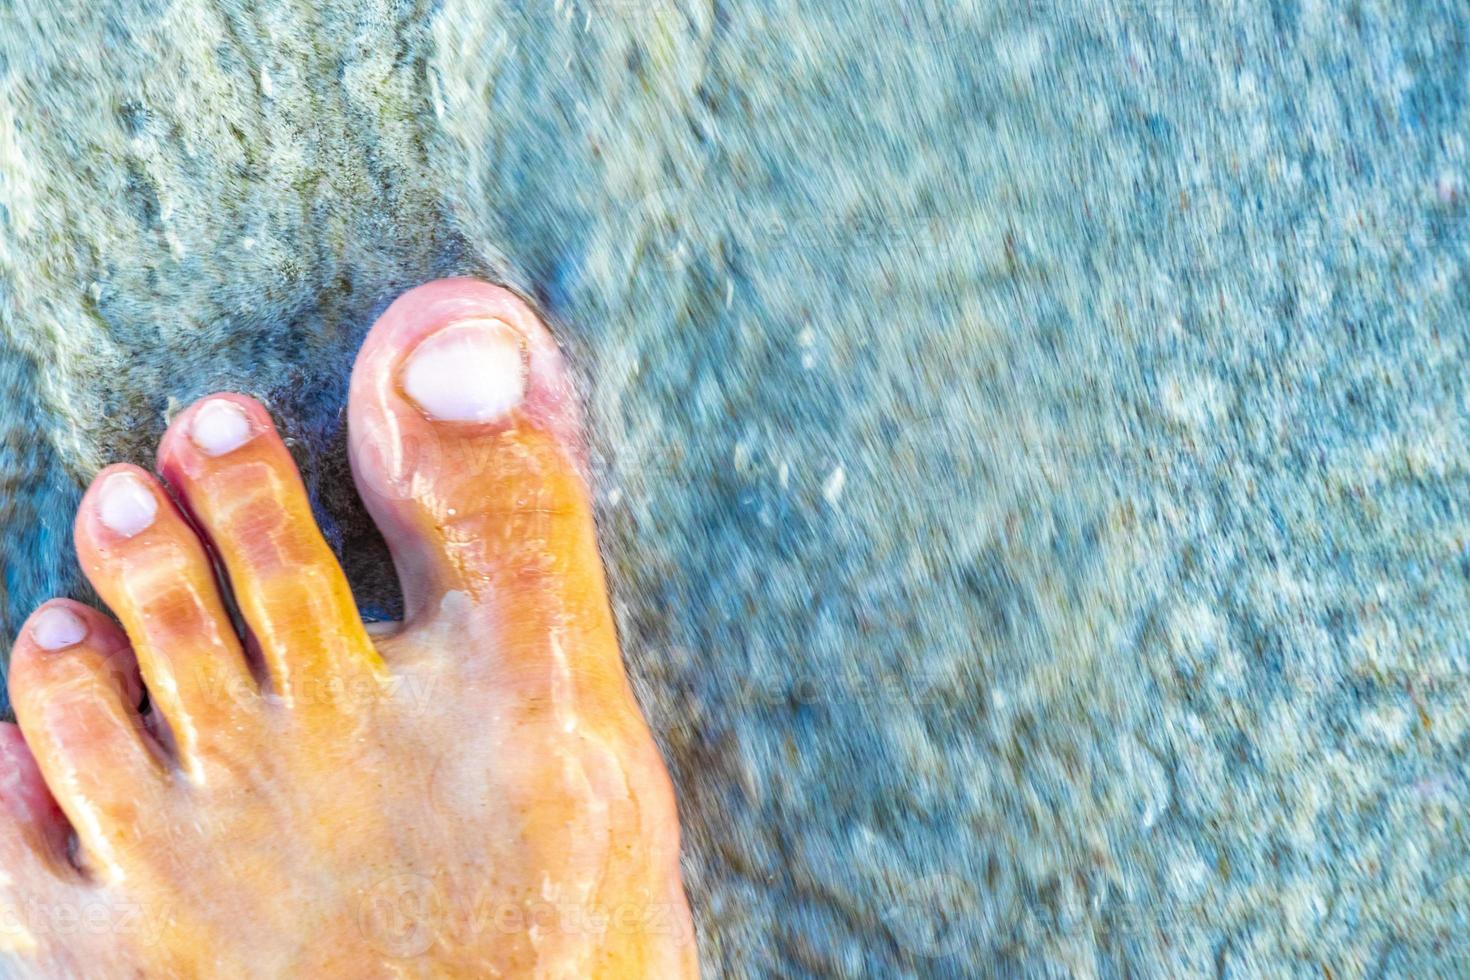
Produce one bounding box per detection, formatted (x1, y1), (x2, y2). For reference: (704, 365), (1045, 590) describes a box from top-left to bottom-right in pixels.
(0, 279), (696, 977)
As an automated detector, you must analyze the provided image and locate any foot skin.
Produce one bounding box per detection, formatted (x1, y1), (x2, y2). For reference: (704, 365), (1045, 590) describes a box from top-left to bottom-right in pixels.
(0, 280), (697, 977)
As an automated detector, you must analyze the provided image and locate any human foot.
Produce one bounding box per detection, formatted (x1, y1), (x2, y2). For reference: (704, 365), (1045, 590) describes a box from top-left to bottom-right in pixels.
(0, 279), (696, 977)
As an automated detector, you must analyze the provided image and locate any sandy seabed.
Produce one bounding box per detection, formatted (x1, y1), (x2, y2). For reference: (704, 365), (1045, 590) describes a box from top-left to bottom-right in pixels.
(1, 0), (1467, 975)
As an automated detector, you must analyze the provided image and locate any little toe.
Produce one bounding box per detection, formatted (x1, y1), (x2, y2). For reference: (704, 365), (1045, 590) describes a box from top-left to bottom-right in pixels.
(9, 601), (167, 880)
(0, 723), (75, 884)
(156, 395), (382, 708)
(347, 278), (621, 689)
(74, 464), (255, 770)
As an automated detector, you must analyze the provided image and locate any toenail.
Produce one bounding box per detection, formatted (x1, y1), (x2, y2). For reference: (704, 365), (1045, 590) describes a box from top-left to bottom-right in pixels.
(31, 608), (88, 650)
(190, 399), (254, 456)
(401, 319), (526, 423)
(97, 472), (158, 537)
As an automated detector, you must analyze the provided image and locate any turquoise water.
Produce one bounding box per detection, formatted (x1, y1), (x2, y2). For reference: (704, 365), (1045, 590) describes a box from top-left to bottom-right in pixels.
(2, 0), (1469, 974)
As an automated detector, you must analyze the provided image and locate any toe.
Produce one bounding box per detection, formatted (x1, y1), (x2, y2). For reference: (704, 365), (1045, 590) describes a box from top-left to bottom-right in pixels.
(0, 722), (73, 958)
(0, 724), (75, 883)
(156, 395), (382, 707)
(74, 464), (255, 771)
(348, 278), (621, 687)
(9, 601), (167, 879)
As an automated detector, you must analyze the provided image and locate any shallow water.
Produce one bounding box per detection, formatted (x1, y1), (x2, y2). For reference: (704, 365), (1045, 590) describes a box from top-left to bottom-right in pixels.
(2, 0), (1468, 974)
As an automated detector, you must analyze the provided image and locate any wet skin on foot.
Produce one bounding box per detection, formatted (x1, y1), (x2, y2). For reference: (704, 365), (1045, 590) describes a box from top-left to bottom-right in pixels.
(0, 279), (696, 977)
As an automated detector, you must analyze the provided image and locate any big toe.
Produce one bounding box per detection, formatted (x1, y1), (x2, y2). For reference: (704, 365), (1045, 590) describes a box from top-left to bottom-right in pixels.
(348, 278), (620, 686)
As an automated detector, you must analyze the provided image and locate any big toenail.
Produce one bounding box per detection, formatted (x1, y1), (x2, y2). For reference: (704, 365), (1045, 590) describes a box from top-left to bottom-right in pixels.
(97, 472), (158, 537)
(190, 399), (254, 456)
(31, 608), (88, 651)
(401, 319), (526, 423)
